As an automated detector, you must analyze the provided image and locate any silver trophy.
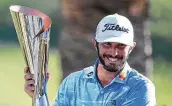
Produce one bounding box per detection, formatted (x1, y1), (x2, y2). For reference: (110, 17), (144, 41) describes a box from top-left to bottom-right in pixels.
(9, 5), (51, 106)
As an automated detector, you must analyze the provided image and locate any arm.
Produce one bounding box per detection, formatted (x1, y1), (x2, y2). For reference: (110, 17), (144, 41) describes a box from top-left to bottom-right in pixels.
(122, 82), (156, 106)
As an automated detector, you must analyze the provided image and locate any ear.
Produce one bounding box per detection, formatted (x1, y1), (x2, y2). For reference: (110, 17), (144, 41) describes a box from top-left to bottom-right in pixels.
(92, 39), (98, 51)
(128, 42), (136, 54)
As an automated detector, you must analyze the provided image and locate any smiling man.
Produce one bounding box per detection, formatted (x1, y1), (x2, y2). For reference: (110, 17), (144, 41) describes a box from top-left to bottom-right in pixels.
(24, 13), (156, 106)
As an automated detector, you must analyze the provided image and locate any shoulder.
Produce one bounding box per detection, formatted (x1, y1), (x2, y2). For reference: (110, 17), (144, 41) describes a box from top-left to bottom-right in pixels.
(63, 65), (95, 83)
(121, 69), (156, 105)
(127, 68), (155, 91)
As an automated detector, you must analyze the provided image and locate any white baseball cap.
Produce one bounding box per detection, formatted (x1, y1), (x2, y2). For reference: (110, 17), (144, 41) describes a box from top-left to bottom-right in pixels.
(95, 13), (134, 46)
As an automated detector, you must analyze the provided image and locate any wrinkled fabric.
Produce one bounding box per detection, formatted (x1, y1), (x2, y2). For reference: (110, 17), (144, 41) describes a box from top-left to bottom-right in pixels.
(53, 60), (156, 106)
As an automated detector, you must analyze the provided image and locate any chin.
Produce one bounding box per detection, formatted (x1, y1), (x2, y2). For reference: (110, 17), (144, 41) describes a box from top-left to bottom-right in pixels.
(105, 62), (125, 71)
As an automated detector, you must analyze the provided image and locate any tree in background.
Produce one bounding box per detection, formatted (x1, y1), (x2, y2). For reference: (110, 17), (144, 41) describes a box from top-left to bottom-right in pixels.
(60, 0), (153, 78)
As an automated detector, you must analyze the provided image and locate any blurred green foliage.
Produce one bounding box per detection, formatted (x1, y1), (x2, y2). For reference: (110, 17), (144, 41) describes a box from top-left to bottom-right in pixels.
(151, 0), (172, 38)
(150, 0), (172, 63)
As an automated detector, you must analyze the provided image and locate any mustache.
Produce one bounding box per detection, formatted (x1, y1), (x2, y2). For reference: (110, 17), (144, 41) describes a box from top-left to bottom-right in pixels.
(103, 54), (124, 60)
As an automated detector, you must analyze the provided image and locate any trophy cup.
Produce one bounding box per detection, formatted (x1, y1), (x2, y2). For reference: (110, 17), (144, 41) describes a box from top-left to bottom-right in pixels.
(9, 5), (51, 106)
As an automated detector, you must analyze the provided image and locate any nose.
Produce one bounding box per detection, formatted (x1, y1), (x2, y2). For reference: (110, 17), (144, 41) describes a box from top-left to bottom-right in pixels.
(110, 48), (118, 57)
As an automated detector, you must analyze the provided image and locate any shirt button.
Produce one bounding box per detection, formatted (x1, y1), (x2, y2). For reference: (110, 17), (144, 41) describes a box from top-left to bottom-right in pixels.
(100, 91), (104, 94)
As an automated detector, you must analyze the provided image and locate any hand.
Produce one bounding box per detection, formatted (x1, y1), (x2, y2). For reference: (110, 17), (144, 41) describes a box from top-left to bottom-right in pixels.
(24, 67), (50, 98)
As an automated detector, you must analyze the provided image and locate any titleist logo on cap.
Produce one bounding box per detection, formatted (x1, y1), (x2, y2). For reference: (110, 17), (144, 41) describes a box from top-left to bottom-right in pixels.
(102, 23), (129, 33)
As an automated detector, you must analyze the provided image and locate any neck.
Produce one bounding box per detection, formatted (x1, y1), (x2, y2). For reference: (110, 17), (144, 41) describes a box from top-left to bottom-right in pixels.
(97, 64), (120, 87)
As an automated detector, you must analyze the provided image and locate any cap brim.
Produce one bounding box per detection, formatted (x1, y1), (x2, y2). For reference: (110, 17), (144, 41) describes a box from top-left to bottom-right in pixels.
(96, 36), (133, 46)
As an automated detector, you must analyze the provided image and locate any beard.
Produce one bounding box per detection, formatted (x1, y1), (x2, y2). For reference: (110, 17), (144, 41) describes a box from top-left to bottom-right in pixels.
(97, 52), (129, 72)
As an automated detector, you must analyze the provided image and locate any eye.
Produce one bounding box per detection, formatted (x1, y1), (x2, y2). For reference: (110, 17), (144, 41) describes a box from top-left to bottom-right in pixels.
(103, 42), (111, 46)
(117, 44), (126, 49)
(101, 42), (111, 48)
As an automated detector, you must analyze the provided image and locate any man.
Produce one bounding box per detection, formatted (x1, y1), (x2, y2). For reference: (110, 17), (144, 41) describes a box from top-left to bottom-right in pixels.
(24, 13), (156, 106)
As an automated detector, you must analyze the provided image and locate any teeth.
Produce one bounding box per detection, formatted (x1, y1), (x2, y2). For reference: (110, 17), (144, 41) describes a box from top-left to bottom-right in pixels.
(108, 57), (117, 62)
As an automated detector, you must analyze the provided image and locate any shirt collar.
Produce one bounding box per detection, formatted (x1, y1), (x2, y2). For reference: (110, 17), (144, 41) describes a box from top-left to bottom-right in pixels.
(83, 59), (99, 79)
(83, 59), (131, 84)
(110, 63), (131, 84)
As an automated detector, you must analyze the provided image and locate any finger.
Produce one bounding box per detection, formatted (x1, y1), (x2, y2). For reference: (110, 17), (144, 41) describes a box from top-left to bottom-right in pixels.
(24, 67), (30, 74)
(24, 86), (34, 98)
(24, 74), (34, 80)
(24, 84), (35, 91)
(25, 79), (35, 86)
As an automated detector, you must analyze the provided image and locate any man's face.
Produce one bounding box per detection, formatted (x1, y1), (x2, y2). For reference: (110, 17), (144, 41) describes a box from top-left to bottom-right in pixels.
(94, 40), (135, 72)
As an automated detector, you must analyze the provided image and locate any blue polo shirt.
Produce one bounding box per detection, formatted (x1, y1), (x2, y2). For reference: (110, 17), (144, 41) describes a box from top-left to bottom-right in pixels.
(53, 60), (156, 106)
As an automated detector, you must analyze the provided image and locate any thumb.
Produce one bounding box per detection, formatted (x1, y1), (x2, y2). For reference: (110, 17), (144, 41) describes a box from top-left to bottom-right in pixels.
(46, 72), (51, 81)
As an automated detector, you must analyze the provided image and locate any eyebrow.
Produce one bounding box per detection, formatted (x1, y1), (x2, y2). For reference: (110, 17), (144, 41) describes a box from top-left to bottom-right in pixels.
(117, 43), (126, 46)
